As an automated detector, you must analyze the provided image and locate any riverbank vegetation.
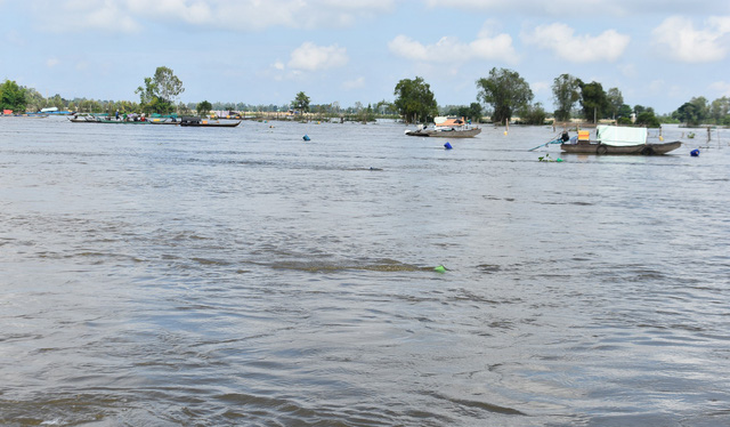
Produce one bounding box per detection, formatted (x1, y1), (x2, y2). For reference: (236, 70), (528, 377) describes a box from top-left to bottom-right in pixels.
(2, 64), (729, 128)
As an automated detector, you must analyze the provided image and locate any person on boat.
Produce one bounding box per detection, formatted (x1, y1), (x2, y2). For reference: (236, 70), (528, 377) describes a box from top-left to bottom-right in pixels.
(115, 110), (120, 120)
(560, 130), (570, 142)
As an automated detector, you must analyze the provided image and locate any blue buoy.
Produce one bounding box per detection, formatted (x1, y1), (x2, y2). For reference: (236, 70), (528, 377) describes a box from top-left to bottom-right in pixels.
(303, 134), (311, 141)
(690, 149), (700, 157)
(444, 142), (453, 150)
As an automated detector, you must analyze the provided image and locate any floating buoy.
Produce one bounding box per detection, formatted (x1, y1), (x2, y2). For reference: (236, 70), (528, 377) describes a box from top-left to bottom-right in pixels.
(444, 142), (453, 150)
(434, 265), (446, 273)
(556, 157), (564, 162)
(303, 134), (311, 141)
(690, 149), (700, 157)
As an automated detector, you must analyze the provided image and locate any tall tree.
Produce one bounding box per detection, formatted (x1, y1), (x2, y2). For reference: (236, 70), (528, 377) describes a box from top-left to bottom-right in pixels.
(689, 96), (709, 121)
(24, 87), (45, 111)
(292, 91), (311, 112)
(467, 102), (484, 122)
(197, 100), (212, 116)
(444, 103), (484, 122)
(710, 96), (730, 124)
(476, 67), (533, 125)
(0, 80), (27, 112)
(551, 74), (581, 122)
(518, 102), (547, 125)
(635, 110), (660, 128)
(135, 66), (184, 114)
(606, 87), (623, 120)
(673, 101), (705, 126)
(579, 81), (610, 123)
(615, 104), (634, 124)
(393, 76), (438, 124)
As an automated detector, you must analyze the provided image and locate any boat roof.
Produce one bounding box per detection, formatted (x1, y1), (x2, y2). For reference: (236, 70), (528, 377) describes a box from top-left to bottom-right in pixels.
(434, 117), (466, 127)
(596, 125), (647, 146)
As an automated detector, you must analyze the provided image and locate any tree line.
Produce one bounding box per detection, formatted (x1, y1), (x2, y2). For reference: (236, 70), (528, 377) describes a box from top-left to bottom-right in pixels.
(2, 65), (729, 128)
(392, 68), (730, 128)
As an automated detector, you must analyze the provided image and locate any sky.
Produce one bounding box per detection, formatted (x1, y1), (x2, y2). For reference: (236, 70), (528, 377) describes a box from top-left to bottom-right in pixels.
(2, 0), (730, 114)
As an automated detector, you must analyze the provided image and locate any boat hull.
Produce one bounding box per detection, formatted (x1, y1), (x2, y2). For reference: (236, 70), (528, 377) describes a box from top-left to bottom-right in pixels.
(561, 141), (681, 155)
(405, 127), (481, 138)
(149, 120), (181, 125)
(179, 120), (241, 128)
(69, 118), (149, 124)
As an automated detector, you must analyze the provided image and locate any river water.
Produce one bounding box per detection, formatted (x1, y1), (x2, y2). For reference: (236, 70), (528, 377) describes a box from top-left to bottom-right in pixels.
(1, 117), (729, 426)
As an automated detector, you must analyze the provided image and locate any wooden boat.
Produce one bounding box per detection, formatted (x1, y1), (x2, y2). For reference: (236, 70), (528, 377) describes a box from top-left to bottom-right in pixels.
(405, 126), (481, 138)
(179, 116), (241, 127)
(405, 117), (481, 138)
(68, 115), (149, 124)
(149, 118), (181, 125)
(560, 125), (681, 155)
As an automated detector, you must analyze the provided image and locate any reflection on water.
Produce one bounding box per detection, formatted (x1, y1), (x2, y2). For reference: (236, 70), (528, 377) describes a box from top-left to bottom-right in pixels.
(1, 118), (729, 426)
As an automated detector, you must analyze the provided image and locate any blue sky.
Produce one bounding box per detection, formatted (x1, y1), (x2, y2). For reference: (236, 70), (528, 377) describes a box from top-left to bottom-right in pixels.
(2, 0), (730, 114)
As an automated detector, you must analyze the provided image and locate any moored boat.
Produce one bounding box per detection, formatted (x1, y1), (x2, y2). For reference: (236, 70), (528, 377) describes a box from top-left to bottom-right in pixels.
(68, 114), (149, 124)
(179, 116), (241, 127)
(405, 117), (481, 138)
(560, 125), (681, 155)
(149, 117), (181, 125)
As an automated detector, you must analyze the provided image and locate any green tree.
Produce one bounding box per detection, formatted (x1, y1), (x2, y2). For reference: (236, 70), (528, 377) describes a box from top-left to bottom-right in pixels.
(710, 96), (730, 124)
(393, 76), (438, 124)
(467, 102), (484, 122)
(617, 104), (633, 119)
(292, 91), (311, 113)
(634, 105), (654, 116)
(177, 102), (191, 115)
(635, 110), (660, 128)
(673, 102), (705, 126)
(24, 87), (45, 111)
(136, 66), (184, 114)
(517, 102), (547, 125)
(615, 104), (634, 124)
(443, 102), (483, 122)
(606, 87), (623, 119)
(689, 96), (709, 122)
(551, 73), (581, 122)
(0, 80), (27, 112)
(579, 81), (610, 123)
(374, 100), (394, 116)
(476, 67), (533, 125)
(197, 100), (212, 116)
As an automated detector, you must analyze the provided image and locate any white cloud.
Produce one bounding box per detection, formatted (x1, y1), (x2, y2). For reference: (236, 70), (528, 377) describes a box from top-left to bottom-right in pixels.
(425, 0), (729, 17)
(343, 76), (366, 90)
(619, 63), (637, 78)
(46, 58), (59, 67)
(652, 15), (730, 63)
(522, 23), (630, 63)
(287, 42), (349, 71)
(31, 0), (141, 33)
(29, 0), (396, 33)
(387, 32), (518, 64)
(709, 81), (730, 96)
(387, 35), (430, 61)
(424, 0), (630, 16)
